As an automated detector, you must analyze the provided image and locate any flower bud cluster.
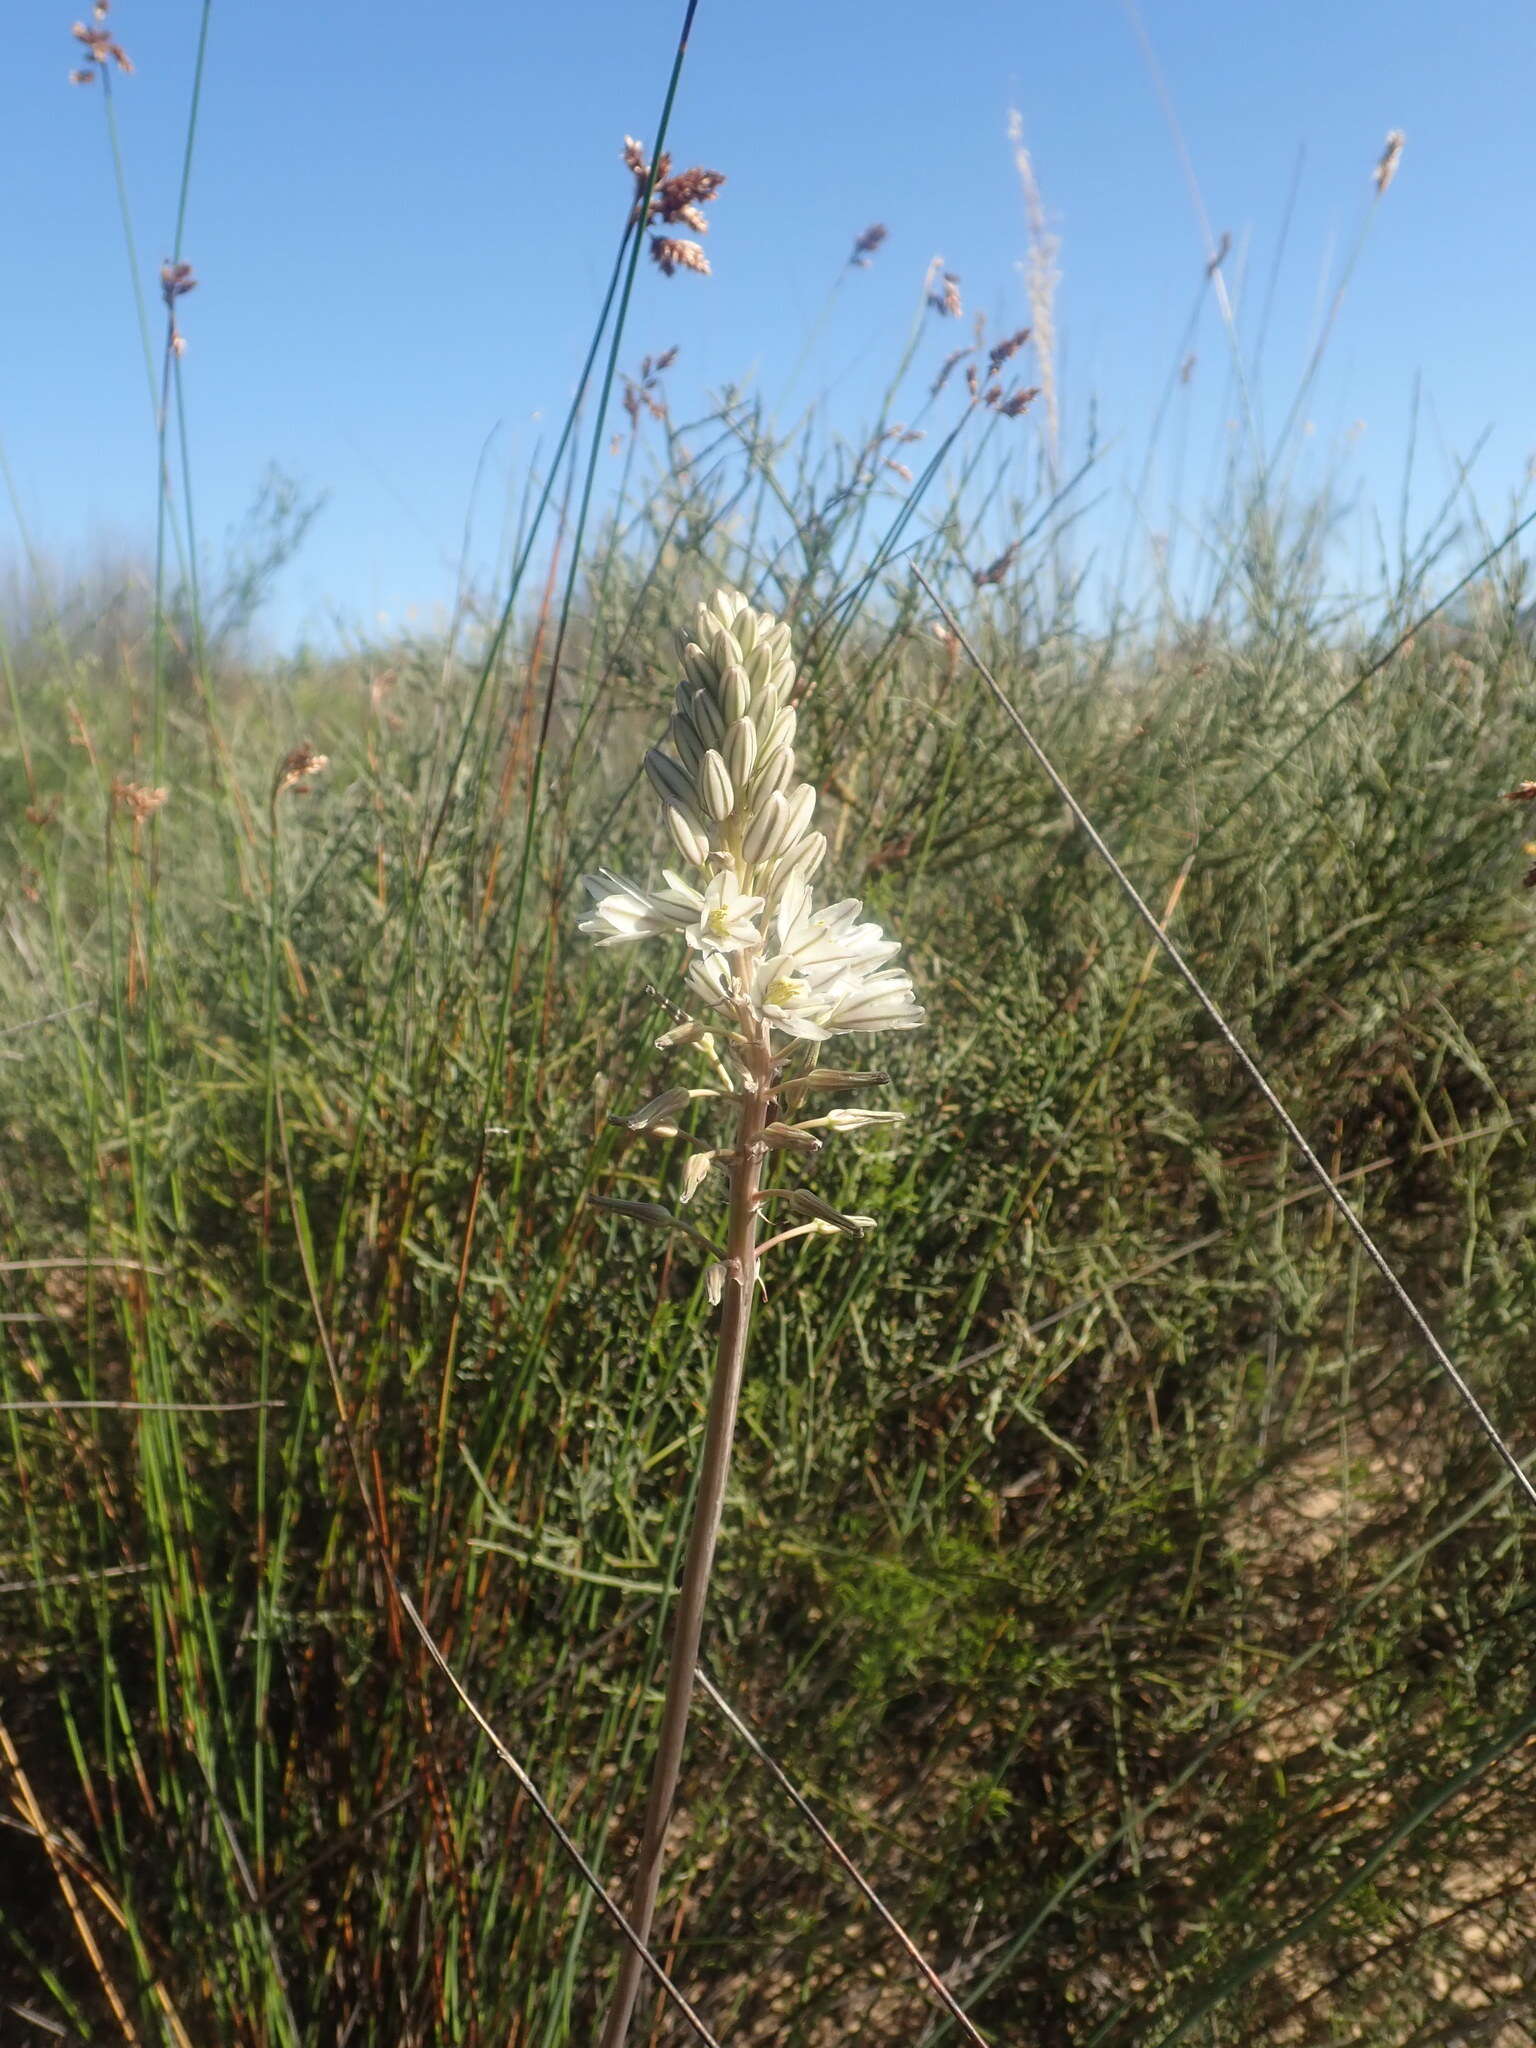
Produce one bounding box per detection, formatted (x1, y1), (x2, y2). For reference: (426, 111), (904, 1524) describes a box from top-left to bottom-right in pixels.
(581, 588), (923, 1046)
(643, 588), (826, 904)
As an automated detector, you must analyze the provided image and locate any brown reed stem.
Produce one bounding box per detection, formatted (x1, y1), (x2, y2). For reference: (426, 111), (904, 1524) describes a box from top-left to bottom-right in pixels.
(598, 1026), (772, 2048)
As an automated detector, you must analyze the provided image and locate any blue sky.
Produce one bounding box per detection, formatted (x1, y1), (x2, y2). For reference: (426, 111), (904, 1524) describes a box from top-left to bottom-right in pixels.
(5, 0), (1534, 647)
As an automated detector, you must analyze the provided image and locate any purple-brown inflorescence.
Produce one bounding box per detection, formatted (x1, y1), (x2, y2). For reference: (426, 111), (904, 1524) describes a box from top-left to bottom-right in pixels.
(623, 135), (727, 281)
(928, 270), (964, 319)
(69, 1), (132, 81)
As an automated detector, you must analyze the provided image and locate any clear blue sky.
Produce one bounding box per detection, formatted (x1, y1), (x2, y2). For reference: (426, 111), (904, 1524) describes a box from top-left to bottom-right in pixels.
(5, 0), (1534, 647)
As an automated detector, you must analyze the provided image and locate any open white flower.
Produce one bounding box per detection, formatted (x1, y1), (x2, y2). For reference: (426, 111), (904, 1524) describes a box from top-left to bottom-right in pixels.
(683, 870), (764, 958)
(579, 869), (695, 946)
(580, 590), (922, 1046)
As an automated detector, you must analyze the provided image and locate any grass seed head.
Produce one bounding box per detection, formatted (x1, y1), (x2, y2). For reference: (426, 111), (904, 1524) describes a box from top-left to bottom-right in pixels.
(1374, 129), (1405, 196)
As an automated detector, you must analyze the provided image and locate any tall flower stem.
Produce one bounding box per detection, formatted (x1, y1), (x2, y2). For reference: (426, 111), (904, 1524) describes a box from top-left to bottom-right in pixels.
(599, 1029), (773, 2048)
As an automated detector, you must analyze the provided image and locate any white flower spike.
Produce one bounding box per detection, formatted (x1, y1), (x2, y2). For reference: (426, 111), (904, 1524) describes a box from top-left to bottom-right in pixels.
(586, 589), (924, 2048)
(579, 588), (923, 1043)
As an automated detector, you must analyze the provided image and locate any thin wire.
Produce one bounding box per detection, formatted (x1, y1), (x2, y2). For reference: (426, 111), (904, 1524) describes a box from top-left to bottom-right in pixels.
(0, 1400), (285, 1414)
(397, 1588), (725, 2048)
(696, 1666), (992, 2048)
(914, 565), (1536, 1514)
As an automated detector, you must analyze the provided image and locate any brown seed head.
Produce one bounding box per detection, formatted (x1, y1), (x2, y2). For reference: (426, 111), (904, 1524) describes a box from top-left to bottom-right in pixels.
(111, 778), (169, 823)
(849, 223), (888, 268)
(274, 743), (329, 802)
(71, 20), (132, 71)
(928, 271), (963, 318)
(995, 384), (1039, 418)
(654, 166), (726, 225)
(650, 236), (710, 278)
(987, 327), (1031, 371)
(160, 260), (197, 305)
(972, 542), (1020, 588)
(930, 346), (972, 398)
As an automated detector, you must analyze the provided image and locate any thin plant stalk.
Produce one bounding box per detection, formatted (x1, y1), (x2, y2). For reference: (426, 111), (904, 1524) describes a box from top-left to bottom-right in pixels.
(598, 1021), (772, 2048)
(581, 585), (924, 2039)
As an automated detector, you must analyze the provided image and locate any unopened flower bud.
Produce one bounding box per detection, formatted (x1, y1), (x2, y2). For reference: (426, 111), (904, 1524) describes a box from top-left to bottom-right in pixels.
(741, 790), (789, 865)
(645, 748), (694, 808)
(706, 623), (741, 675)
(679, 1151), (716, 1203)
(721, 662), (752, 723)
(752, 745), (794, 800)
(671, 713), (705, 775)
(760, 703), (797, 759)
(818, 1108), (906, 1132)
(781, 781), (817, 845)
(698, 750), (735, 821)
(776, 830), (826, 887)
(690, 687), (725, 750)
(724, 717), (757, 789)
(682, 643), (713, 690)
(666, 802), (711, 866)
(744, 641), (776, 693)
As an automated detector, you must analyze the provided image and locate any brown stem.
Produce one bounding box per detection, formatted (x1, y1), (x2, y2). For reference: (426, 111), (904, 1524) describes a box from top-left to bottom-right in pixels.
(598, 1033), (771, 2048)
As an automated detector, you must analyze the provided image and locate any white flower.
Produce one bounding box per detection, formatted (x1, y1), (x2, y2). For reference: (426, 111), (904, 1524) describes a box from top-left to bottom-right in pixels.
(818, 964), (925, 1034)
(579, 869), (696, 946)
(580, 591), (923, 1045)
(683, 870), (764, 958)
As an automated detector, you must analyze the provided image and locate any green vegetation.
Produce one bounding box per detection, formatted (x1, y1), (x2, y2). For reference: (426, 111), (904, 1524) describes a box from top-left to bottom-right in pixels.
(6, 19), (1536, 2044)
(6, 422), (1536, 2041)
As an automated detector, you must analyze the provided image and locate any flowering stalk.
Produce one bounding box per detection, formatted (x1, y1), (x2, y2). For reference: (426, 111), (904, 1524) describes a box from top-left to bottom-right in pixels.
(583, 589), (922, 2046)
